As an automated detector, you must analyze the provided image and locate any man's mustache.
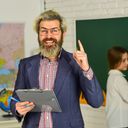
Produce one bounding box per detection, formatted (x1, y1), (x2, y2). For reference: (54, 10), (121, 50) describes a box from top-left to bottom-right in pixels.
(43, 38), (57, 42)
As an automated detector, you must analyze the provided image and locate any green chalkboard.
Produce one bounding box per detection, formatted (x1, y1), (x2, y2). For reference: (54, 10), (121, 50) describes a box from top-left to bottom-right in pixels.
(76, 17), (128, 91)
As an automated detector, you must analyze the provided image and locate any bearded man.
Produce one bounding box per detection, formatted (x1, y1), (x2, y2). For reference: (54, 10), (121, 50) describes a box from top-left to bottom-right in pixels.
(10, 10), (103, 128)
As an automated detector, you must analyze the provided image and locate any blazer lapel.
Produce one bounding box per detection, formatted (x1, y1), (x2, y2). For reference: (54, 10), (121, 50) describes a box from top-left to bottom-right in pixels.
(27, 55), (40, 89)
(54, 50), (72, 96)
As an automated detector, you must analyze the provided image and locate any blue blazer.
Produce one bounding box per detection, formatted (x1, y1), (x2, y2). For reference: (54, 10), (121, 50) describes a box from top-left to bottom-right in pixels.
(11, 49), (103, 128)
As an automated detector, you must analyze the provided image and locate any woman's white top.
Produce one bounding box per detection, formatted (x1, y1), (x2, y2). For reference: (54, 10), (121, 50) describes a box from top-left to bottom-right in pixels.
(106, 69), (128, 128)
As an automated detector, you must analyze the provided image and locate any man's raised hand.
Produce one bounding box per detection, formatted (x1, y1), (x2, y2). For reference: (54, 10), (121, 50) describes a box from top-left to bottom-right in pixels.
(73, 40), (90, 71)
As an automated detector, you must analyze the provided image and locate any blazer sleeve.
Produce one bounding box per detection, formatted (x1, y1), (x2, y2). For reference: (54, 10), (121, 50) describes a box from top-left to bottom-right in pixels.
(79, 69), (104, 108)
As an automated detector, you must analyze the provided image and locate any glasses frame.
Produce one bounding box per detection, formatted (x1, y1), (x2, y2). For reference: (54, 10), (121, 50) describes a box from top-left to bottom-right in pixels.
(39, 27), (61, 36)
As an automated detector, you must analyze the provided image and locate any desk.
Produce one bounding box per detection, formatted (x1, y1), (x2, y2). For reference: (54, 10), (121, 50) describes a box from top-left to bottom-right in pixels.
(81, 104), (107, 128)
(0, 110), (21, 128)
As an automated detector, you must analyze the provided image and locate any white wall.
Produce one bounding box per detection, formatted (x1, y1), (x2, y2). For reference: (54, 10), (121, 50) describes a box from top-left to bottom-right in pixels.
(0, 0), (43, 57)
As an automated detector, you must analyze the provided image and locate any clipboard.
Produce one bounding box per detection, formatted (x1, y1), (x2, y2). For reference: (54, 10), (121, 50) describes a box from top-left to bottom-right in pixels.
(16, 89), (62, 112)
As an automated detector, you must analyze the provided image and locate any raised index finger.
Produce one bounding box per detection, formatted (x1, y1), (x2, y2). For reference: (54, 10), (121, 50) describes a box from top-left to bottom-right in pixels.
(78, 40), (85, 52)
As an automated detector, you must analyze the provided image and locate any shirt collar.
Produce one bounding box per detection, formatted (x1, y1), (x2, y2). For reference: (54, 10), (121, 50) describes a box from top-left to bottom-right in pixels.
(108, 69), (126, 77)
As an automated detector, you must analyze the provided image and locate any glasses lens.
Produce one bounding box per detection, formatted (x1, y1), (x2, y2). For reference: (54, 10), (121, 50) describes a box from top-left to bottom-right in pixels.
(40, 28), (60, 35)
(51, 28), (60, 35)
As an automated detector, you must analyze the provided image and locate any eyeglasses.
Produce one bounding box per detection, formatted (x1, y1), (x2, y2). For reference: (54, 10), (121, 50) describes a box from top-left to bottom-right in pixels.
(39, 27), (61, 36)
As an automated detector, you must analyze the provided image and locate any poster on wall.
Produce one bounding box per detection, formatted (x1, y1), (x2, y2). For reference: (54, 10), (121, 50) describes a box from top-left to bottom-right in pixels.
(0, 23), (24, 89)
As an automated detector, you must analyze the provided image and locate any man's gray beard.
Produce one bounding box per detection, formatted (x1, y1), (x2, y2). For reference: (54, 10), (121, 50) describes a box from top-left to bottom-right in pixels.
(40, 43), (61, 58)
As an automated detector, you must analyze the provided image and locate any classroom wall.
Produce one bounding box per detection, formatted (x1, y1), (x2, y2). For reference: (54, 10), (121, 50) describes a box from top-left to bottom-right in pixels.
(1, 0), (128, 56)
(0, 0), (42, 57)
(45, 0), (128, 53)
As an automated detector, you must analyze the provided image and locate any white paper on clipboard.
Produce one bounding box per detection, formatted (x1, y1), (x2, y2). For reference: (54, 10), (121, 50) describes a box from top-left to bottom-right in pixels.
(16, 89), (62, 112)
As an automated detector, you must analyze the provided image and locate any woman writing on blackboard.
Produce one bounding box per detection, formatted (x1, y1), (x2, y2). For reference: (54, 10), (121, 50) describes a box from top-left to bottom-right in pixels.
(106, 46), (128, 128)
